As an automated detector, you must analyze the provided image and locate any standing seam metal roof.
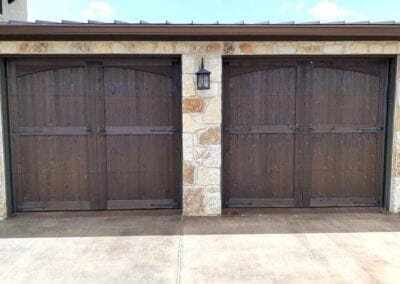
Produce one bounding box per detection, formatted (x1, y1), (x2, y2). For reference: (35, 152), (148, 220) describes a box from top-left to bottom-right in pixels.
(2, 20), (400, 25)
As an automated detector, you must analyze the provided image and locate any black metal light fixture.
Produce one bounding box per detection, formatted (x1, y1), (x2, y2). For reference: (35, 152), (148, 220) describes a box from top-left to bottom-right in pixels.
(196, 58), (211, 90)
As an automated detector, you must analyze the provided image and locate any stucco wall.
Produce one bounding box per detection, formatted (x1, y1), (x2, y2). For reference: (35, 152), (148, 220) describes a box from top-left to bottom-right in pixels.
(0, 0), (27, 22)
(0, 40), (399, 218)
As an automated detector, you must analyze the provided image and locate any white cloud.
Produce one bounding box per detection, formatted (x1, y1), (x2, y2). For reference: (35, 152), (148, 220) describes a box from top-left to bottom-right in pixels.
(82, 1), (113, 20)
(309, 0), (364, 21)
(280, 3), (290, 14)
(295, 0), (305, 11)
(280, 1), (305, 14)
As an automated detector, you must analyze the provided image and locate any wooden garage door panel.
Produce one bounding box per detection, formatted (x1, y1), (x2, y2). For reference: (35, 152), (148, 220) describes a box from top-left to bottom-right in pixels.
(309, 133), (379, 198)
(311, 95), (380, 125)
(223, 63), (297, 207)
(103, 67), (179, 126)
(310, 68), (381, 125)
(305, 60), (387, 207)
(106, 135), (178, 200)
(223, 58), (388, 209)
(226, 68), (296, 127)
(224, 134), (295, 199)
(103, 65), (181, 209)
(9, 58), (182, 211)
(14, 68), (87, 126)
(9, 63), (94, 211)
(16, 136), (89, 200)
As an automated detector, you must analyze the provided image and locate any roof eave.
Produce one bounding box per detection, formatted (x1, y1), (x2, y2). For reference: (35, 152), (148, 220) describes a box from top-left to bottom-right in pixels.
(0, 24), (400, 40)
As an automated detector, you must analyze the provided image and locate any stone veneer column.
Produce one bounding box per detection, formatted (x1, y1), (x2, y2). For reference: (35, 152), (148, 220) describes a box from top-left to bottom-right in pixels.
(0, 62), (6, 220)
(181, 53), (222, 216)
(0, 133), (5, 219)
(390, 56), (400, 213)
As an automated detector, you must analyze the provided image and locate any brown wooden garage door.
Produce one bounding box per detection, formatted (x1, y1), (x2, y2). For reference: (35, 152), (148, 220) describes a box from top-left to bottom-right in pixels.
(8, 58), (181, 211)
(223, 58), (388, 208)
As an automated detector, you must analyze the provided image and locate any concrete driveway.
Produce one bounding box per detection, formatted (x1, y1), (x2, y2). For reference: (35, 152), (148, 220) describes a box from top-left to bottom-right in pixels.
(0, 209), (399, 283)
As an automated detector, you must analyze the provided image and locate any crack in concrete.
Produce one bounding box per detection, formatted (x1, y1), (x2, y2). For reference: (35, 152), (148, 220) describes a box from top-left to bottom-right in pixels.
(175, 216), (184, 284)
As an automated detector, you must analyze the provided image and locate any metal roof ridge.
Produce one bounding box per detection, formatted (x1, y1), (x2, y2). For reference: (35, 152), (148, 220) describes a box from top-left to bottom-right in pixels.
(18, 19), (400, 26)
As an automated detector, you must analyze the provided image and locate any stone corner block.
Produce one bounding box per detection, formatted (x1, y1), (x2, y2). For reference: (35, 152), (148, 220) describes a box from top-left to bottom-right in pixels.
(194, 145), (221, 168)
(182, 54), (201, 74)
(205, 42), (223, 54)
(183, 113), (203, 133)
(182, 74), (196, 97)
(183, 98), (205, 113)
(197, 126), (221, 145)
(203, 96), (222, 124)
(0, 194), (6, 220)
(183, 186), (222, 216)
(390, 177), (400, 213)
(183, 162), (195, 185)
(197, 167), (220, 186)
(0, 207), (6, 220)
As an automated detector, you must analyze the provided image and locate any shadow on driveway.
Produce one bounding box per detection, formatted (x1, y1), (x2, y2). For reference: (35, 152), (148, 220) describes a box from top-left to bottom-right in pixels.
(0, 208), (399, 238)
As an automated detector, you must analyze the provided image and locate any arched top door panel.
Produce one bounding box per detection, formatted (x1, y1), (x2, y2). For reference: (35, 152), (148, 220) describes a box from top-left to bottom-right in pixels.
(311, 67), (380, 97)
(103, 66), (181, 127)
(224, 65), (297, 128)
(104, 67), (174, 97)
(310, 61), (387, 126)
(311, 59), (384, 77)
(12, 64), (88, 127)
(228, 66), (297, 96)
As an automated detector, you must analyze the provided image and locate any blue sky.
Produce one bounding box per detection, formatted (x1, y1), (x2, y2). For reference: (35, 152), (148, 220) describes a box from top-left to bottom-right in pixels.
(28, 0), (400, 23)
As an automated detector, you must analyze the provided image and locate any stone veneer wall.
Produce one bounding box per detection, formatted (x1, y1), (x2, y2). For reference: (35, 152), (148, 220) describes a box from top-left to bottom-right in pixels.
(1, 41), (400, 217)
(390, 56), (400, 213)
(182, 52), (222, 216)
(0, 62), (5, 219)
(0, 128), (4, 219)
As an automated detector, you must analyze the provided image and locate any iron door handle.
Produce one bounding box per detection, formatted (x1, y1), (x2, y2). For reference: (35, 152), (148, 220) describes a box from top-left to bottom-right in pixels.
(308, 124), (314, 132)
(98, 127), (106, 134)
(291, 124), (300, 132)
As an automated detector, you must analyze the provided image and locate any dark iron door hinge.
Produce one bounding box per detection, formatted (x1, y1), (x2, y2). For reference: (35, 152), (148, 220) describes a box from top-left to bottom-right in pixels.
(352, 200), (381, 205)
(354, 127), (384, 132)
(224, 201), (253, 207)
(150, 201), (178, 208)
(150, 128), (180, 133)
(16, 204), (47, 211)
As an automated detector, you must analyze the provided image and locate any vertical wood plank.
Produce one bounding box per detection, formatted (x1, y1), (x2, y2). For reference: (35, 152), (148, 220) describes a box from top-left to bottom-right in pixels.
(92, 62), (108, 209)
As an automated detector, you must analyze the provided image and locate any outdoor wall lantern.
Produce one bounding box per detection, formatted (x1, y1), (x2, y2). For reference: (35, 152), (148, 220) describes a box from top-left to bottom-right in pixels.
(196, 58), (211, 90)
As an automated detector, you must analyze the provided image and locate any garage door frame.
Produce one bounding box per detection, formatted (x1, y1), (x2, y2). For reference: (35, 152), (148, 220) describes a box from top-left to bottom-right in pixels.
(0, 59), (13, 216)
(222, 55), (397, 209)
(3, 56), (183, 212)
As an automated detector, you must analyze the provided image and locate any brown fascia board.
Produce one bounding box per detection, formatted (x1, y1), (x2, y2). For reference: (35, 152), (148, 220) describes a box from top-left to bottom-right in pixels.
(0, 24), (400, 41)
